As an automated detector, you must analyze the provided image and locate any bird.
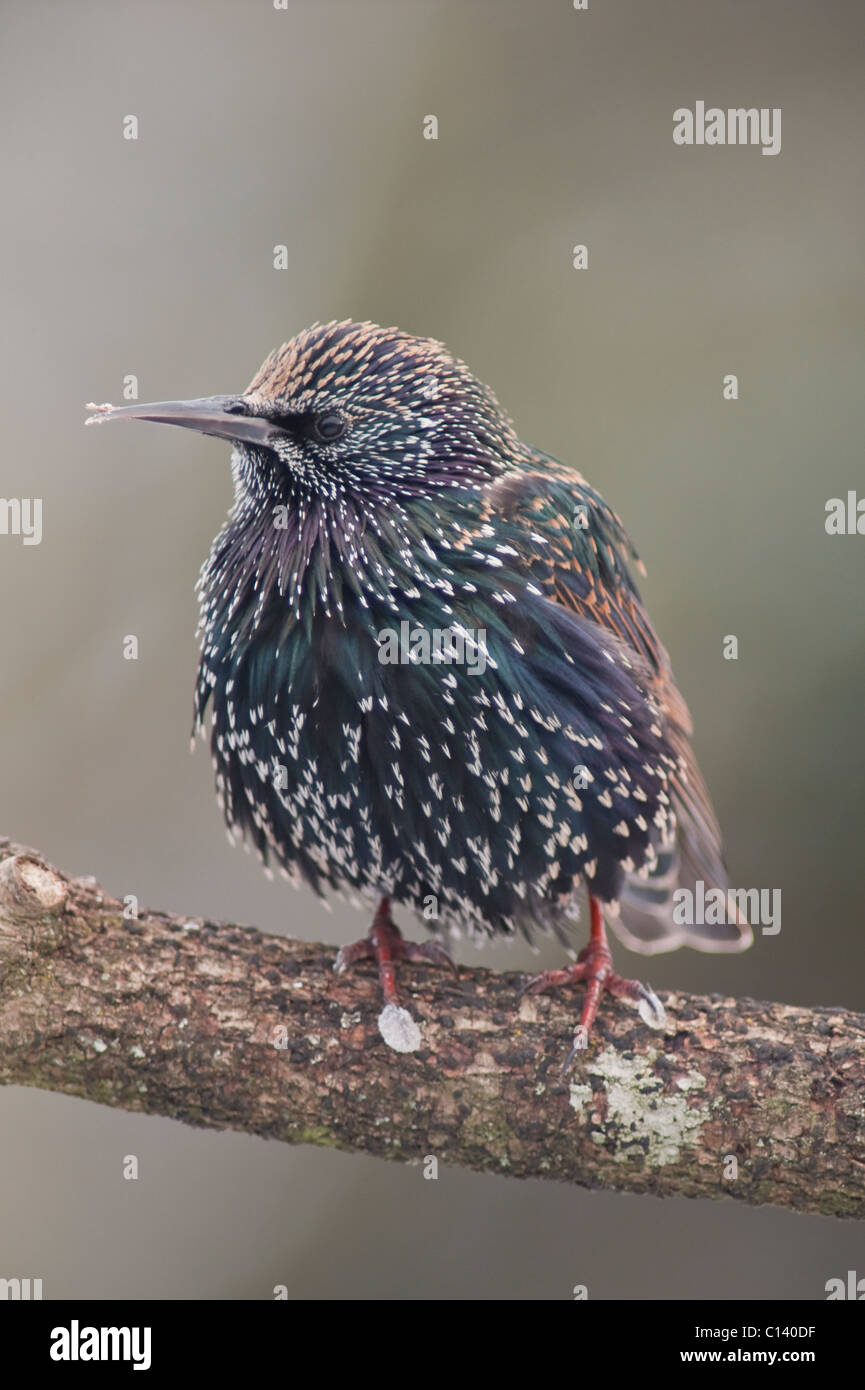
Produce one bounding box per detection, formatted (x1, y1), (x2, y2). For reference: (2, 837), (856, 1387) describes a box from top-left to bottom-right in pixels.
(86, 319), (751, 1068)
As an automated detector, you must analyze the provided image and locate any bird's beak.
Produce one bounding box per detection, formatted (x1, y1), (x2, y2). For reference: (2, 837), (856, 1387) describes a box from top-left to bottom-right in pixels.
(85, 395), (282, 448)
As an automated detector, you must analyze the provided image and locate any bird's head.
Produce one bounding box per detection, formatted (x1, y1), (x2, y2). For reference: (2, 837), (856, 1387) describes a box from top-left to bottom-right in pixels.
(87, 320), (519, 508)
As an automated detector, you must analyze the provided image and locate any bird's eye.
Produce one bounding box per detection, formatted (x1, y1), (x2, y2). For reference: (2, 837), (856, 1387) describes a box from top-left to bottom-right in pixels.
(308, 411), (346, 444)
(265, 408), (348, 443)
(223, 399), (250, 416)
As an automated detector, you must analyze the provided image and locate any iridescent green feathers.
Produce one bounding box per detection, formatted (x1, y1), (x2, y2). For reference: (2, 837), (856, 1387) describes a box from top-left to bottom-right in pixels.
(193, 321), (750, 955)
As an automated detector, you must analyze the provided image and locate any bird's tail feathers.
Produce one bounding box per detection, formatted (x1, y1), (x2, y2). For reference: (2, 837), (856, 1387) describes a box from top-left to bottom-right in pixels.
(610, 748), (752, 956)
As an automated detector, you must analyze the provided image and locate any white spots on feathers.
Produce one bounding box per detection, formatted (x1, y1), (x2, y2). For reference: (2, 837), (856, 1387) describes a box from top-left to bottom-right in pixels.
(190, 430), (680, 941)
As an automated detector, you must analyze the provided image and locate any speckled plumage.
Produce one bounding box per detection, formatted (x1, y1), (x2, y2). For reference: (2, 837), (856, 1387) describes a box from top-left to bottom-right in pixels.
(186, 320), (749, 960)
(87, 319), (751, 1055)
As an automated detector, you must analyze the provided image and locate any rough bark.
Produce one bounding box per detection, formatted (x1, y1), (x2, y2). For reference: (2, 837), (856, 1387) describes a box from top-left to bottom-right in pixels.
(0, 836), (863, 1218)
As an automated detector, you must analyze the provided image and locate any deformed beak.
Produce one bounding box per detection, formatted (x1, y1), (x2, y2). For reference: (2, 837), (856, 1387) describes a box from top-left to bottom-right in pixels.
(85, 395), (282, 448)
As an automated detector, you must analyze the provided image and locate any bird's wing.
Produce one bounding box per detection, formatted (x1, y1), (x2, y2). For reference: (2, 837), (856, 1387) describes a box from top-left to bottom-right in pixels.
(474, 459), (751, 954)
(478, 461), (662, 670)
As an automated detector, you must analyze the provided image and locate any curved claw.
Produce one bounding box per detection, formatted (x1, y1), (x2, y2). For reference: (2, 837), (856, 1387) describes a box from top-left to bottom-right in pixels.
(635, 983), (666, 1028)
(519, 966), (575, 1001)
(335, 898), (456, 1040)
(520, 896), (668, 1068)
(400, 938), (459, 976)
(560, 1034), (587, 1078)
(334, 939), (374, 974)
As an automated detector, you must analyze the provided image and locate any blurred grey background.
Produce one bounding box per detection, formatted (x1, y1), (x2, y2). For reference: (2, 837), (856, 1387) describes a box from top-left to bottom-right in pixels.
(1, 0), (863, 1298)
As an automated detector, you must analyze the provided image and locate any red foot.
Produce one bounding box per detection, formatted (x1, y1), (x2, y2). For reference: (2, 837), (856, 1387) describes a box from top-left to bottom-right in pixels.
(522, 896), (664, 1073)
(334, 897), (457, 1010)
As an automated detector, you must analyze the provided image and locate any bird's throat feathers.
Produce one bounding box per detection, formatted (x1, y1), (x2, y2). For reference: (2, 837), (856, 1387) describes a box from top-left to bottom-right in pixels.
(196, 460), (521, 668)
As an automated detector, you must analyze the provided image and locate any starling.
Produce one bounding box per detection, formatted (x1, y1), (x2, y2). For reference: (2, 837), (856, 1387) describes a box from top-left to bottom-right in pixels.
(86, 320), (751, 1066)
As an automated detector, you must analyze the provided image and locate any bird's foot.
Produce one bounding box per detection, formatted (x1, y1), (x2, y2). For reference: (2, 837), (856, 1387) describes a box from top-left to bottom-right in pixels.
(334, 897), (457, 1054)
(521, 927), (665, 1075)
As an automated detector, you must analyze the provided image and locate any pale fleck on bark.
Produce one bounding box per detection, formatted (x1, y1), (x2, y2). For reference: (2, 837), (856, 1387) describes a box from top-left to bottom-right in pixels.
(1, 836), (863, 1219)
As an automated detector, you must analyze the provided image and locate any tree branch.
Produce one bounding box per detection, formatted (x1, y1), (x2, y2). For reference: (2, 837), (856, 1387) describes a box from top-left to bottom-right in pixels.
(1, 836), (863, 1219)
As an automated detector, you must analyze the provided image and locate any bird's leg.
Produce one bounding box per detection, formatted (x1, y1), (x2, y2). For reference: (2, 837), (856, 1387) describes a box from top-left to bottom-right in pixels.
(522, 895), (665, 1072)
(334, 897), (457, 1052)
